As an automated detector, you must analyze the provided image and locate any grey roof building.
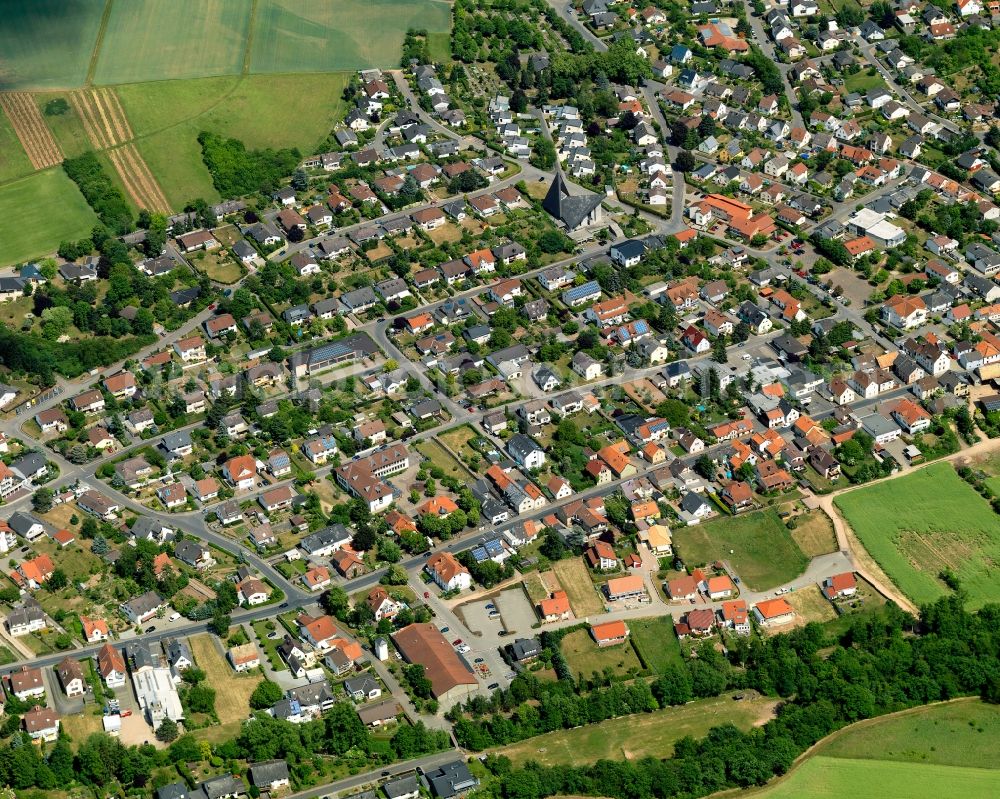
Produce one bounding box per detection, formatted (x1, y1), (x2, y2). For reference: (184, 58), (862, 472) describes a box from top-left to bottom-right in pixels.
(542, 172), (603, 231)
(424, 761), (479, 799)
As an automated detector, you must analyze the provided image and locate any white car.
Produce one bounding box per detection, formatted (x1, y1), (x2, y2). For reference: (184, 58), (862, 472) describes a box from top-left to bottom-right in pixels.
(168, 612), (181, 622)
(456, 644), (472, 654)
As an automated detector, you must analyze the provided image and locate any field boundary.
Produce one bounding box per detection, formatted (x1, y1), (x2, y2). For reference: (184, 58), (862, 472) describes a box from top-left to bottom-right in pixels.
(85, 0), (116, 86)
(708, 697), (982, 799)
(71, 87), (170, 212)
(0, 92), (63, 169)
(242, 0), (261, 75)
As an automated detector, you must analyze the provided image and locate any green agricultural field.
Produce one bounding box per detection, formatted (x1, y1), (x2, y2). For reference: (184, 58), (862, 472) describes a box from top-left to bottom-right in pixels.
(835, 464), (1000, 609)
(746, 700), (1000, 799)
(250, 0), (452, 73)
(134, 127), (219, 208)
(118, 73), (350, 208)
(673, 510), (809, 591)
(628, 616), (684, 675)
(34, 94), (92, 159)
(114, 76), (240, 137)
(750, 757), (997, 799)
(0, 108), (33, 183)
(0, 0), (105, 90)
(93, 0), (251, 85)
(821, 701), (1000, 768)
(0, 168), (98, 266)
(500, 694), (777, 766)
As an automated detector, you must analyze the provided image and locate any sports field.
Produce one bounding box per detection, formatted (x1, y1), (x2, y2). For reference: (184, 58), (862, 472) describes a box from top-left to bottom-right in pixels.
(673, 509), (809, 591)
(500, 694), (777, 766)
(0, 0), (105, 90)
(0, 169), (98, 265)
(93, 0), (251, 85)
(834, 464), (1000, 608)
(250, 0), (452, 73)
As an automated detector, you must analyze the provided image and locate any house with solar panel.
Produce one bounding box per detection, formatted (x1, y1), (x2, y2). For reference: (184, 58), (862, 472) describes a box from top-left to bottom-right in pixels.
(470, 537), (510, 565)
(562, 280), (602, 307)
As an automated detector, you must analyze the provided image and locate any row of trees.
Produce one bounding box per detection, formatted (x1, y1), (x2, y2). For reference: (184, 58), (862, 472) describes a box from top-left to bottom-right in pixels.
(476, 597), (1000, 799)
(63, 152), (133, 234)
(0, 703), (451, 793)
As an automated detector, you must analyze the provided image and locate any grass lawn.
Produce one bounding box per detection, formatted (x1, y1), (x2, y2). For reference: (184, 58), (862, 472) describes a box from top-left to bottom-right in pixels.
(426, 31), (452, 62)
(787, 584), (838, 626)
(0, 107), (33, 183)
(438, 424), (479, 463)
(790, 510), (838, 557)
(551, 558), (604, 617)
(0, 646), (16, 665)
(522, 572), (549, 604)
(560, 628), (642, 680)
(835, 464), (1000, 609)
(0, 168), (98, 266)
(276, 559), (307, 579)
(0, 295), (36, 328)
(251, 619), (287, 672)
(749, 757), (998, 799)
(501, 694), (777, 766)
(94, 0), (250, 85)
(415, 438), (470, 479)
(673, 510), (809, 591)
(250, 0), (452, 72)
(190, 633), (262, 725)
(0, 0), (105, 90)
(192, 250), (244, 283)
(34, 94), (93, 159)
(60, 710), (105, 744)
(843, 71), (887, 94)
(628, 616), (683, 675)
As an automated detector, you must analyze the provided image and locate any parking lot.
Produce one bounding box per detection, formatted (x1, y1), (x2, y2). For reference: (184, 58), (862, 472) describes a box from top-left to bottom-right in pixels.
(495, 589), (537, 634)
(461, 599), (498, 638)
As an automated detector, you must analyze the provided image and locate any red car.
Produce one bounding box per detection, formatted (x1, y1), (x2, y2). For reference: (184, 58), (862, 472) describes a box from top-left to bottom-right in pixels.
(423, 591), (430, 599)
(452, 638), (463, 646)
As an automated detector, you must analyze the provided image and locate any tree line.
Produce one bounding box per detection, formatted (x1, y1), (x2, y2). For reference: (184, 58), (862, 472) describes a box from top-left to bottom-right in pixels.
(198, 132), (300, 199)
(63, 152), (134, 234)
(471, 597), (1000, 799)
(0, 704), (451, 794)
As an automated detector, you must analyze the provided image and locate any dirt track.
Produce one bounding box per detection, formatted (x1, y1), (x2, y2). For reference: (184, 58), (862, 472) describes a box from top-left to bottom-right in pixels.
(0, 92), (63, 169)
